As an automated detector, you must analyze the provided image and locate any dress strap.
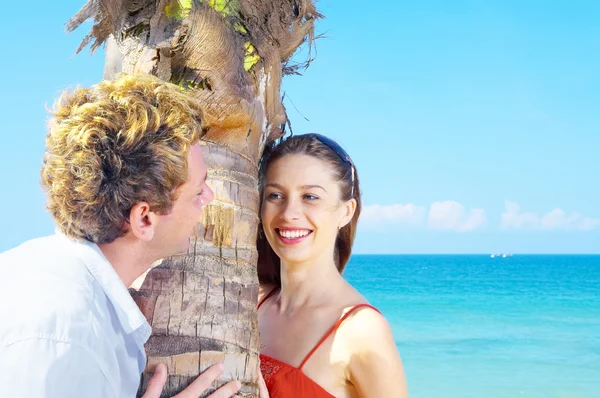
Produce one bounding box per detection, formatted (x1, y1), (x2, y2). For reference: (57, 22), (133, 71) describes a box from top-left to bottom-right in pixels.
(257, 287), (279, 309)
(298, 303), (380, 370)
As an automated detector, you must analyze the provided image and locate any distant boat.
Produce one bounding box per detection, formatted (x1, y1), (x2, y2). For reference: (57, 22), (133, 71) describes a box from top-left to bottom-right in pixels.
(490, 254), (495, 258)
(502, 254), (507, 258)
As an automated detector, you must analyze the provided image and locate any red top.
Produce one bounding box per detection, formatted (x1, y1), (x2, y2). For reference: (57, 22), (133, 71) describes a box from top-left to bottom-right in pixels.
(258, 288), (380, 397)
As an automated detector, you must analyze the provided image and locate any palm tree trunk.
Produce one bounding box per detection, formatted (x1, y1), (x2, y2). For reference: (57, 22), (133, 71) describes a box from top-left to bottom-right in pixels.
(132, 141), (263, 396)
(67, 1), (320, 396)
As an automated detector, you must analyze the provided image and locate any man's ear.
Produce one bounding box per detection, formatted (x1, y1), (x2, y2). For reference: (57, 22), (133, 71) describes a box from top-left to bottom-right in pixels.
(129, 202), (156, 241)
(339, 198), (357, 229)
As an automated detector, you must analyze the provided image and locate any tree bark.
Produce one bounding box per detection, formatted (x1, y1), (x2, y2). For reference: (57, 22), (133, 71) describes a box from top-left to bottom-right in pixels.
(67, 0), (320, 396)
(133, 142), (262, 397)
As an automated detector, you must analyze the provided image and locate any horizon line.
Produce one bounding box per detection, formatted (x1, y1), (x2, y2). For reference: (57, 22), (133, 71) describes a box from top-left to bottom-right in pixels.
(351, 253), (600, 256)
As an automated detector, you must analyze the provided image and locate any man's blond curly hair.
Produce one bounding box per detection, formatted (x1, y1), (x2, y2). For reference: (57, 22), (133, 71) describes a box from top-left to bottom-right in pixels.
(41, 74), (204, 244)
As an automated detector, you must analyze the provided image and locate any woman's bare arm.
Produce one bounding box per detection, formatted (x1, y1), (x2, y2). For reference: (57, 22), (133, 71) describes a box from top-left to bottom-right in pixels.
(345, 309), (408, 398)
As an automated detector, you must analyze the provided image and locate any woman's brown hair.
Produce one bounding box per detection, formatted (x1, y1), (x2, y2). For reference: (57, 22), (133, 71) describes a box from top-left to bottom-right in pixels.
(257, 134), (361, 286)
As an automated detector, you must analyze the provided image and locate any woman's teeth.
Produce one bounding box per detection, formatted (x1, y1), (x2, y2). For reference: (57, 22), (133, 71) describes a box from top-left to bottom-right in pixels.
(279, 230), (310, 239)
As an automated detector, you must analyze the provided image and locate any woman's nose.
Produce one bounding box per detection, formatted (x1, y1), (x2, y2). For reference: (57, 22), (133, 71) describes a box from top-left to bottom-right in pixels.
(281, 198), (302, 221)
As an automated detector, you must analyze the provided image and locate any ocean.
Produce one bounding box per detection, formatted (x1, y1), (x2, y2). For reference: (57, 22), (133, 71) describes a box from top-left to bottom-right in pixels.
(344, 255), (600, 398)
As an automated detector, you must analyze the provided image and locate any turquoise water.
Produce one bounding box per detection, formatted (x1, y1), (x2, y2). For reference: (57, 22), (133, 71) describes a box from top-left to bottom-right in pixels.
(344, 255), (600, 398)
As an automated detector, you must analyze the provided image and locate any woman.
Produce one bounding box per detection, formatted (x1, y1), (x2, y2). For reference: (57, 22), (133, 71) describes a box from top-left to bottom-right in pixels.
(257, 134), (408, 398)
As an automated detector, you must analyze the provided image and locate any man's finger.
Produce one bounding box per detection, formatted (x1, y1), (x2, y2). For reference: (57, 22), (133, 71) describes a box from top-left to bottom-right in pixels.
(208, 380), (242, 398)
(174, 363), (225, 398)
(141, 363), (167, 398)
(258, 371), (269, 398)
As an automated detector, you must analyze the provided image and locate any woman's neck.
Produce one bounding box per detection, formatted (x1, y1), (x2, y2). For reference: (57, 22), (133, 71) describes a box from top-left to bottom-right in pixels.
(277, 255), (346, 313)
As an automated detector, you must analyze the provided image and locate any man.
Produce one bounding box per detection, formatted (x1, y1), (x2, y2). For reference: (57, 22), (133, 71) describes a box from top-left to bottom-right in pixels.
(0, 74), (241, 397)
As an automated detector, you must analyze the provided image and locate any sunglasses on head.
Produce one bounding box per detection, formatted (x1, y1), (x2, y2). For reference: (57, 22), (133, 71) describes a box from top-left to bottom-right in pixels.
(303, 133), (355, 198)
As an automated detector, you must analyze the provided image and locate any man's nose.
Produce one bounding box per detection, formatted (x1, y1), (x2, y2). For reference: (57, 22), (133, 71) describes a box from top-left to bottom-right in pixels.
(205, 185), (215, 204)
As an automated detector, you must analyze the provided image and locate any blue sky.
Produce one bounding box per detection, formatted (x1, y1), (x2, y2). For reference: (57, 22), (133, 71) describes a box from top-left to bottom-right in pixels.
(0, 0), (598, 253)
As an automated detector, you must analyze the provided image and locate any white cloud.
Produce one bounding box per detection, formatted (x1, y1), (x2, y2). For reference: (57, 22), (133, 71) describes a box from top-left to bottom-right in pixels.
(427, 201), (487, 232)
(501, 201), (542, 229)
(540, 209), (581, 230)
(579, 218), (600, 231)
(501, 201), (600, 231)
(361, 201), (486, 232)
(361, 203), (426, 225)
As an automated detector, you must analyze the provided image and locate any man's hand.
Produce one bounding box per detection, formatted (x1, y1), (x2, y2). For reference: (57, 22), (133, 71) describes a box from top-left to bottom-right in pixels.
(258, 370), (269, 398)
(142, 363), (242, 398)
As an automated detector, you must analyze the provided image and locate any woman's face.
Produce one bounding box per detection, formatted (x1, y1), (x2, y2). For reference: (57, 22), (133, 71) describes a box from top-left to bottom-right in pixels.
(261, 154), (355, 267)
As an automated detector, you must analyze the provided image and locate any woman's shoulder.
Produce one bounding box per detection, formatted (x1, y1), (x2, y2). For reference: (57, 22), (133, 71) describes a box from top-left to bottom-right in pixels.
(344, 303), (388, 330)
(339, 302), (394, 354)
(258, 283), (278, 302)
(334, 285), (383, 327)
(339, 304), (405, 387)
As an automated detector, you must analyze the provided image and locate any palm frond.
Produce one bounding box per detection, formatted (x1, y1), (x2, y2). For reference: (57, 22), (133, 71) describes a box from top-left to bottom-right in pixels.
(67, 0), (320, 64)
(66, 0), (321, 150)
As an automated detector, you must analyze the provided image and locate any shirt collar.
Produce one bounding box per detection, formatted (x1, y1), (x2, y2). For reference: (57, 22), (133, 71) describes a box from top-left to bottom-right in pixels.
(57, 231), (151, 337)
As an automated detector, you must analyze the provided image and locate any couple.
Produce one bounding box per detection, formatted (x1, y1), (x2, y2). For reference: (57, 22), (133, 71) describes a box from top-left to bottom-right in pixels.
(0, 74), (407, 398)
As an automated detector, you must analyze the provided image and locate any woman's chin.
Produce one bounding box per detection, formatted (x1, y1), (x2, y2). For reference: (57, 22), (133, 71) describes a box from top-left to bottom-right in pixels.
(275, 248), (312, 266)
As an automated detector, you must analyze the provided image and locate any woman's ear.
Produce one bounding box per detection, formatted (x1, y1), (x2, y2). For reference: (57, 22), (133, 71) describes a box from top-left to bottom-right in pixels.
(339, 198), (357, 229)
(129, 202), (156, 241)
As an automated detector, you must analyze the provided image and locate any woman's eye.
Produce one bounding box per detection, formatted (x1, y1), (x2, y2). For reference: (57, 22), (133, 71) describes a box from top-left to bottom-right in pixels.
(304, 194), (319, 201)
(267, 192), (283, 200)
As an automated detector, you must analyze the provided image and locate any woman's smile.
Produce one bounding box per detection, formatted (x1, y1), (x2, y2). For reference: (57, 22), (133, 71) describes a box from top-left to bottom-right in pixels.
(275, 227), (313, 244)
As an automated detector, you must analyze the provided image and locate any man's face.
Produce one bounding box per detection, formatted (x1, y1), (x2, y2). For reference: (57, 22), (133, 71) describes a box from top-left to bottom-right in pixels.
(153, 143), (214, 257)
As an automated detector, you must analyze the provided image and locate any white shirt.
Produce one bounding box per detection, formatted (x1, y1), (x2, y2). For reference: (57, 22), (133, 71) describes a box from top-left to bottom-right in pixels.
(0, 233), (151, 398)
